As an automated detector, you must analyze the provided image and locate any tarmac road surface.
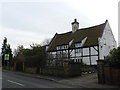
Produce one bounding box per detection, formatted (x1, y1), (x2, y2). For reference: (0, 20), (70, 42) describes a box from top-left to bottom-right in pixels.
(2, 70), (77, 88)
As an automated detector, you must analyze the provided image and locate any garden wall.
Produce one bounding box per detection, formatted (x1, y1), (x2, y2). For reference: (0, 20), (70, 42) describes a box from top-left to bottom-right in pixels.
(42, 61), (82, 77)
(97, 60), (120, 85)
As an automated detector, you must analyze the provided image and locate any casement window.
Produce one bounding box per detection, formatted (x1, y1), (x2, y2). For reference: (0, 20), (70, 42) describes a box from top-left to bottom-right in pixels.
(75, 49), (81, 53)
(56, 45), (68, 50)
(112, 41), (115, 47)
(56, 46), (61, 50)
(62, 45), (68, 49)
(103, 38), (106, 45)
(64, 45), (68, 49)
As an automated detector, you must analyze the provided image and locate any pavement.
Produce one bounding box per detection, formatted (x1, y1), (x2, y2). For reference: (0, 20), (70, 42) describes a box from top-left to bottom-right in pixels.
(3, 70), (120, 88)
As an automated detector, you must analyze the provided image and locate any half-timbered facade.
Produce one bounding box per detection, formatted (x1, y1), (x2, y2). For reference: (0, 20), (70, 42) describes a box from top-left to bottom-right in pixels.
(46, 19), (116, 66)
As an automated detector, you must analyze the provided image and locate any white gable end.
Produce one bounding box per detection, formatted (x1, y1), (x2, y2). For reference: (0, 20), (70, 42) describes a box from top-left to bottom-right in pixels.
(99, 21), (117, 59)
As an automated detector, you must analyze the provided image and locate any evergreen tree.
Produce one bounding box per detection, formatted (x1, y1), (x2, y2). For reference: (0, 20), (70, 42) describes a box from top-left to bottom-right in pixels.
(1, 37), (12, 66)
(1, 37), (7, 54)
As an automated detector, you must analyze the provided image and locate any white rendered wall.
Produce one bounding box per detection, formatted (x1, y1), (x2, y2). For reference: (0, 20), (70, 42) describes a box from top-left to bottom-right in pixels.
(82, 46), (98, 65)
(99, 22), (117, 60)
(70, 46), (98, 65)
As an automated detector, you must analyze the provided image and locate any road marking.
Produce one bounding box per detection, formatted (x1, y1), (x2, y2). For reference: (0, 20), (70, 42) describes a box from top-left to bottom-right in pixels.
(7, 80), (24, 87)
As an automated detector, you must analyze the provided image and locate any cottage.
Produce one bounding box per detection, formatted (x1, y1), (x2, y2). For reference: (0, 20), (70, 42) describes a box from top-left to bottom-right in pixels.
(47, 19), (117, 67)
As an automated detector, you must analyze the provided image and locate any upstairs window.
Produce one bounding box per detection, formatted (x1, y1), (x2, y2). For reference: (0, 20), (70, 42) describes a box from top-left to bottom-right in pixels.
(112, 41), (115, 47)
(75, 42), (81, 48)
(103, 38), (106, 45)
(75, 49), (81, 53)
(63, 45), (68, 49)
(56, 46), (61, 50)
(56, 45), (68, 50)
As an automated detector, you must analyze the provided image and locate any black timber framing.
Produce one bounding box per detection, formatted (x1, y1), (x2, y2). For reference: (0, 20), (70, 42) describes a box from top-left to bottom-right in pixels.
(89, 47), (91, 65)
(68, 48), (70, 61)
(48, 45), (99, 52)
(75, 49), (76, 58)
(47, 45), (100, 66)
(97, 45), (100, 60)
(81, 48), (83, 63)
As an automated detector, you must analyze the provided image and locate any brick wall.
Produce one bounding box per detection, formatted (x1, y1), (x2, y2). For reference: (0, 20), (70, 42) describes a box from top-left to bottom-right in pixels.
(63, 61), (82, 77)
(43, 61), (82, 77)
(97, 60), (120, 85)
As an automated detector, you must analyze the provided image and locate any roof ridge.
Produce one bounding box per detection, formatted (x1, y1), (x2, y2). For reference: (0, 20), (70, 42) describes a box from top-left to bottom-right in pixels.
(58, 31), (72, 35)
(79, 22), (106, 31)
(57, 21), (106, 35)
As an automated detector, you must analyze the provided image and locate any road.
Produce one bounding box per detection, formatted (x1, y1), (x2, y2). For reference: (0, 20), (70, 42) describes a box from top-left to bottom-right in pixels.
(2, 70), (77, 88)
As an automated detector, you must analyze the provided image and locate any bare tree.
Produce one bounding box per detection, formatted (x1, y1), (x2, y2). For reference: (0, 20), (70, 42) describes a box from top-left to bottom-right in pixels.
(41, 38), (51, 46)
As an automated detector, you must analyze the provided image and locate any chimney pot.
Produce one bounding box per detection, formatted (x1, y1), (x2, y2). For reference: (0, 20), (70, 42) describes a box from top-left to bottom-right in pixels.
(74, 19), (77, 22)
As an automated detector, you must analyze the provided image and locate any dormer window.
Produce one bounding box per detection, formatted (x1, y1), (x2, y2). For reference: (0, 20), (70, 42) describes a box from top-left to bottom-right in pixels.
(75, 42), (81, 48)
(75, 37), (87, 48)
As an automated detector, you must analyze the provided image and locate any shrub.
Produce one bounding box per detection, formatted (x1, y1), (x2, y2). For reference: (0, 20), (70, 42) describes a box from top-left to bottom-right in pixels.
(105, 47), (120, 68)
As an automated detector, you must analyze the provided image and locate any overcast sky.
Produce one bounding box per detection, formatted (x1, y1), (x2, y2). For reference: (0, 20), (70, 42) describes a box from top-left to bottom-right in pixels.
(0, 0), (119, 52)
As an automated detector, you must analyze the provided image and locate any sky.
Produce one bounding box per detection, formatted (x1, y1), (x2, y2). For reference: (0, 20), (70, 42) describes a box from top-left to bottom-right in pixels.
(0, 0), (119, 53)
